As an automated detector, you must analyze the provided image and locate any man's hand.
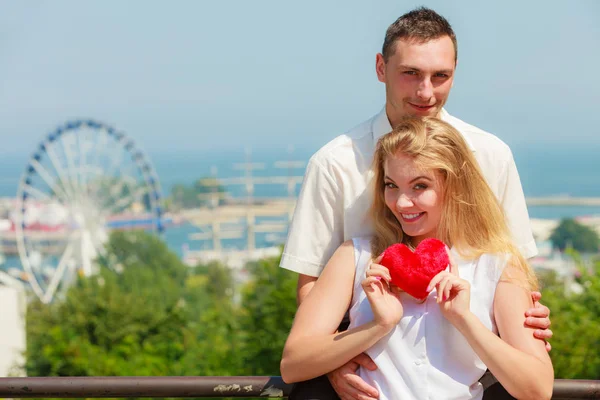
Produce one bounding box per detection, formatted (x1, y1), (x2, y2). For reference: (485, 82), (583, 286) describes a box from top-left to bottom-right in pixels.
(525, 291), (553, 352)
(327, 353), (379, 400)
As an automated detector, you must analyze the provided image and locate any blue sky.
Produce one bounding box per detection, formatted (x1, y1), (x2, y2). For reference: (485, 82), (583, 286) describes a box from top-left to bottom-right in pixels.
(0, 0), (599, 159)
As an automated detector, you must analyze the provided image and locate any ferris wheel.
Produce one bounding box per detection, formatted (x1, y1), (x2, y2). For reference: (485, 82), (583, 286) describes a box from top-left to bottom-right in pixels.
(14, 119), (164, 304)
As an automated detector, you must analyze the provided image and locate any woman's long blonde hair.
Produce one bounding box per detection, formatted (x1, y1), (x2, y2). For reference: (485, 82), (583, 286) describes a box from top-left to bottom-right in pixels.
(370, 116), (538, 290)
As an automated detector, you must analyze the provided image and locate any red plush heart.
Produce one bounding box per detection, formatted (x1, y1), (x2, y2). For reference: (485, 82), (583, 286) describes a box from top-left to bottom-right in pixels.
(379, 238), (449, 300)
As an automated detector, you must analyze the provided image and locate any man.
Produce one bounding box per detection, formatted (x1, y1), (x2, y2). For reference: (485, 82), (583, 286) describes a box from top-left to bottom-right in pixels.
(280, 7), (552, 400)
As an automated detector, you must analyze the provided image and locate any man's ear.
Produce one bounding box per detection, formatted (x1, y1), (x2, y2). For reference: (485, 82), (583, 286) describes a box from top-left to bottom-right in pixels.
(451, 58), (458, 87)
(375, 53), (386, 83)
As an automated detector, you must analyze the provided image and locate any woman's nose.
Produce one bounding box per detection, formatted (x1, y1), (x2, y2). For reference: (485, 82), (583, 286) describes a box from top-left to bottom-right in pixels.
(396, 193), (414, 209)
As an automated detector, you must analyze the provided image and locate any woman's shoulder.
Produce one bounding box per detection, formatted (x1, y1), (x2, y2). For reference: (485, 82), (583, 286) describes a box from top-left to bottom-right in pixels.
(471, 251), (514, 283)
(476, 251), (512, 265)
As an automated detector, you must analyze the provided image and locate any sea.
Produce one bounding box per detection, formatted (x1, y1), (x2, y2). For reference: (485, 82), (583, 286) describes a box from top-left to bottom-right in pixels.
(1, 143), (599, 271)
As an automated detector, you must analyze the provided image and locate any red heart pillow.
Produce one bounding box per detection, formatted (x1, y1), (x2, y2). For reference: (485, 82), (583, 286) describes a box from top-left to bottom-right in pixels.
(379, 238), (449, 300)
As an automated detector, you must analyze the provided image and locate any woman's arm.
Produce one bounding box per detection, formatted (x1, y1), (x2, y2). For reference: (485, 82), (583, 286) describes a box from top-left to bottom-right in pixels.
(280, 241), (395, 383)
(450, 268), (553, 400)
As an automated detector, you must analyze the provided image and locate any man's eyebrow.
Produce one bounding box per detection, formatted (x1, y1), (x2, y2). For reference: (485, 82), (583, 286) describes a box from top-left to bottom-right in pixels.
(397, 65), (453, 74)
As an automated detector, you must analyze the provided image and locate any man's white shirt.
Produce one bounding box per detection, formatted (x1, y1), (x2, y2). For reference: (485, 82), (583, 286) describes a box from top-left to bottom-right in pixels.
(280, 108), (537, 277)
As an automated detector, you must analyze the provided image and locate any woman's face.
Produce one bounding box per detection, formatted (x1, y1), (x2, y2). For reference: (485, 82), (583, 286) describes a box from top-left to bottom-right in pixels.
(383, 152), (444, 245)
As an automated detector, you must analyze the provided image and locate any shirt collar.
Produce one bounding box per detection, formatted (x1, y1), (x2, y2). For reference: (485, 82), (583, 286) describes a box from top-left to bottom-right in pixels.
(371, 107), (476, 152)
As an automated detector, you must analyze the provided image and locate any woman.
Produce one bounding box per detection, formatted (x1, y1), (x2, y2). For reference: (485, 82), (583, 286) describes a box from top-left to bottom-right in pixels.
(280, 117), (553, 400)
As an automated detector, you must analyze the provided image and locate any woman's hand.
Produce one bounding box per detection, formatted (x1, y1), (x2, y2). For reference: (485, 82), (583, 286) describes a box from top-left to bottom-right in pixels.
(428, 254), (471, 325)
(362, 256), (404, 329)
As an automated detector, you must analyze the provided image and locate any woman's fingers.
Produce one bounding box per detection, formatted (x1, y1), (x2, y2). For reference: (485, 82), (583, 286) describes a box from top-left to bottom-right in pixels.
(436, 275), (452, 303)
(362, 276), (386, 292)
(446, 248), (459, 276)
(444, 277), (453, 301)
(437, 275), (470, 303)
(427, 271), (449, 292)
(366, 264), (392, 282)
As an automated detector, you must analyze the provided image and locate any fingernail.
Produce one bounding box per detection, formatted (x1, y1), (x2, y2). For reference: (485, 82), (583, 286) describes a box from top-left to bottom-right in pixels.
(426, 285), (431, 292)
(375, 276), (381, 281)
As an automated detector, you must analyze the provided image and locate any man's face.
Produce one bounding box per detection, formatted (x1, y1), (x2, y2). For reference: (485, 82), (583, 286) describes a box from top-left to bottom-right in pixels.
(376, 36), (456, 123)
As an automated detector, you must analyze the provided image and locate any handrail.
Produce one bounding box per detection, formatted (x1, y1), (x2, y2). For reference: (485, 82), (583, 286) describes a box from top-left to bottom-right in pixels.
(0, 376), (290, 398)
(0, 377), (599, 398)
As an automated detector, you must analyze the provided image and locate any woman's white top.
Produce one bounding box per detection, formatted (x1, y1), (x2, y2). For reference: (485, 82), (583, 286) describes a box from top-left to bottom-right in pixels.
(348, 237), (508, 400)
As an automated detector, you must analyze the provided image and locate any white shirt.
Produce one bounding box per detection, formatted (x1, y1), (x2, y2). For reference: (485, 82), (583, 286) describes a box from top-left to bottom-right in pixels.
(280, 108), (537, 277)
(349, 237), (507, 400)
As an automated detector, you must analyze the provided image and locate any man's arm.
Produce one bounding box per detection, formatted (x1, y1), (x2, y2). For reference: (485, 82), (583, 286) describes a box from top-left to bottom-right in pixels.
(280, 157), (344, 278)
(498, 149), (538, 258)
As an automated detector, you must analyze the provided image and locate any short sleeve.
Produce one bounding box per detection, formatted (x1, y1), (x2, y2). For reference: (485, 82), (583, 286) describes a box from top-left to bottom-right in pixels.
(497, 151), (538, 259)
(279, 158), (345, 277)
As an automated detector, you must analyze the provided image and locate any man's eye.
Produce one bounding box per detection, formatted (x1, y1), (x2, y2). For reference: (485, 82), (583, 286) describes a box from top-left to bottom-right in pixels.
(434, 73), (449, 78)
(403, 71), (417, 75)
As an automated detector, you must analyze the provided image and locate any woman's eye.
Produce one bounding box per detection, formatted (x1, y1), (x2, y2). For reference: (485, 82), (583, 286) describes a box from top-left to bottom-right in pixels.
(414, 183), (427, 190)
(384, 182), (396, 189)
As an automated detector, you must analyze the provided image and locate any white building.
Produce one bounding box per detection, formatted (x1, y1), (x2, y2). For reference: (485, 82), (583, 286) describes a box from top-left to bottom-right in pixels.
(0, 272), (26, 376)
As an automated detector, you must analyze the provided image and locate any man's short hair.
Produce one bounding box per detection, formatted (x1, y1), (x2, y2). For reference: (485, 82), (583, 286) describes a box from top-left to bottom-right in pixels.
(382, 7), (457, 62)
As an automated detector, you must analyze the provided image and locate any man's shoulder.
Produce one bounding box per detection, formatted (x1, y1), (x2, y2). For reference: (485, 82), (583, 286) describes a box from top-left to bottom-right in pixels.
(309, 115), (376, 171)
(445, 112), (513, 160)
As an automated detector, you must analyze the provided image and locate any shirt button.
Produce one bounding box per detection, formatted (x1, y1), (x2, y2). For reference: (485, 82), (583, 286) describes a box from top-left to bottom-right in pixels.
(414, 360), (422, 366)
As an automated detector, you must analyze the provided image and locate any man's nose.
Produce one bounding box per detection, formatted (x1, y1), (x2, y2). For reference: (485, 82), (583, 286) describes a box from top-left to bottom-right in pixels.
(416, 78), (433, 100)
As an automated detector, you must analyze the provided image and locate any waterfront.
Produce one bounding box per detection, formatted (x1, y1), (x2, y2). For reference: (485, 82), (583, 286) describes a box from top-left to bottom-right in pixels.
(1, 201), (598, 272)
(1, 144), (599, 276)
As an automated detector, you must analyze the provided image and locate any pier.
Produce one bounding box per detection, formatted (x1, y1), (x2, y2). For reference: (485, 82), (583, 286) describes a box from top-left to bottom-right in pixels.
(526, 196), (600, 206)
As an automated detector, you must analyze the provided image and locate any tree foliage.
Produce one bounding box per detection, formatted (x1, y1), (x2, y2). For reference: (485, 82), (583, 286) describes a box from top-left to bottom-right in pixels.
(23, 228), (600, 390)
(550, 218), (599, 253)
(169, 177), (227, 210)
(540, 255), (600, 379)
(25, 231), (297, 393)
(238, 252), (297, 375)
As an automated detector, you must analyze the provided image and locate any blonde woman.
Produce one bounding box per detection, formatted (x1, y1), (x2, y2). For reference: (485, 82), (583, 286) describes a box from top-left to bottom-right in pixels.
(281, 117), (553, 400)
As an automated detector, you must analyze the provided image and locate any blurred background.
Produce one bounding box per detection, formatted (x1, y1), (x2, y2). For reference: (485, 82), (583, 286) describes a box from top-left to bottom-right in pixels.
(0, 0), (598, 387)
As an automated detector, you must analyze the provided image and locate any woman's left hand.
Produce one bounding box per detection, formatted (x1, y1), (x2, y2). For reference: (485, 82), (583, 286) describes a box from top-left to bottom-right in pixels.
(427, 253), (471, 325)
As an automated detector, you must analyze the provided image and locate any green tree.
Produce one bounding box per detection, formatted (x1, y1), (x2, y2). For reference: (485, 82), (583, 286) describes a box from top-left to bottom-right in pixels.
(26, 231), (191, 377)
(550, 218), (599, 253)
(238, 252), (297, 375)
(176, 260), (244, 376)
(193, 261), (235, 300)
(540, 255), (600, 378)
(169, 177), (227, 210)
(25, 231), (243, 381)
(25, 232), (301, 397)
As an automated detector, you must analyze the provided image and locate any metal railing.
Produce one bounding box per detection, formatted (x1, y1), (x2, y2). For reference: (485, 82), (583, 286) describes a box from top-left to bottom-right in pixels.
(0, 377), (599, 399)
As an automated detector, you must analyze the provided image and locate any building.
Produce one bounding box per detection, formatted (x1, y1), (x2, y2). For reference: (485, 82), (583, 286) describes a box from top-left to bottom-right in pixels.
(0, 271), (26, 377)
